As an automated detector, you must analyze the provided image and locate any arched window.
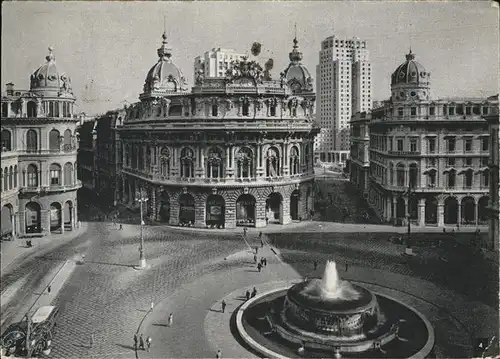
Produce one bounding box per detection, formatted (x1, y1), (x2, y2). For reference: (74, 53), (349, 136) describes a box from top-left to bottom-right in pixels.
(409, 163), (418, 188)
(27, 164), (38, 187)
(27, 101), (37, 117)
(26, 129), (38, 153)
(242, 101), (250, 116)
(49, 102), (55, 117)
(266, 147), (280, 177)
(50, 163), (61, 186)
(304, 144), (310, 170)
(180, 147), (195, 178)
(237, 147), (253, 179)
(63, 129), (72, 151)
(160, 147), (170, 178)
(1, 130), (11, 151)
(13, 165), (17, 187)
(464, 169), (473, 188)
(138, 146), (144, 170)
(64, 163), (73, 186)
(389, 163), (394, 185)
(212, 104), (218, 117)
(447, 169), (456, 188)
(482, 169), (489, 188)
(289, 146), (300, 175)
(206, 147), (223, 179)
(49, 129), (60, 151)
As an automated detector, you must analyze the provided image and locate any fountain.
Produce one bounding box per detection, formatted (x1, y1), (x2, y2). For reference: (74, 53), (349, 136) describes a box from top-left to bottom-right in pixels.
(236, 260), (435, 358)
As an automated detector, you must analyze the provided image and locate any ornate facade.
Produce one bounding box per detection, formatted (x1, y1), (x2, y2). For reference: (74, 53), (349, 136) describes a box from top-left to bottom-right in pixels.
(484, 105), (499, 250)
(351, 50), (498, 228)
(116, 33), (319, 228)
(1, 47), (81, 238)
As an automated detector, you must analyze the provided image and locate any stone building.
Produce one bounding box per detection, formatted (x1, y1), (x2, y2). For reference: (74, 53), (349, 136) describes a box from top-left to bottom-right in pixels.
(483, 103), (499, 250)
(115, 32), (319, 228)
(351, 50), (497, 228)
(1, 47), (81, 238)
(349, 111), (370, 196)
(77, 109), (125, 207)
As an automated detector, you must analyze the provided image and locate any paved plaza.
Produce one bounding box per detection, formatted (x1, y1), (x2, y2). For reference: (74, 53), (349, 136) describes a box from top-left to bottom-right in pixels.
(0, 218), (498, 358)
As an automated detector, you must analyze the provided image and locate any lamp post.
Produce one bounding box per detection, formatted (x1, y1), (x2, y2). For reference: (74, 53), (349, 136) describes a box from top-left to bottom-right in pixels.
(404, 181), (415, 256)
(135, 188), (149, 269)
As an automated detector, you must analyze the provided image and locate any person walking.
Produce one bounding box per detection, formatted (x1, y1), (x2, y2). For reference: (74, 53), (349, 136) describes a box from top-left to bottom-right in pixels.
(246, 290), (251, 301)
(252, 286), (257, 298)
(253, 253), (257, 264)
(146, 336), (152, 352)
(133, 333), (138, 350)
(119, 223), (123, 230)
(257, 262), (262, 272)
(243, 227), (248, 238)
(221, 300), (226, 313)
(139, 334), (145, 350)
(168, 313), (173, 327)
(216, 349), (222, 358)
(263, 257), (267, 267)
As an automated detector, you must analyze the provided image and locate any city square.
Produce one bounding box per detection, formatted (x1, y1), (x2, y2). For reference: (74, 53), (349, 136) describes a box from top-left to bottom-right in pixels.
(1, 1), (499, 358)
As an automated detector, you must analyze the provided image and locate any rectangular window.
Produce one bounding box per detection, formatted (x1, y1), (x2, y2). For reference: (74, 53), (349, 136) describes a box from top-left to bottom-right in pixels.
(428, 138), (436, 153)
(465, 158), (472, 166)
(397, 139), (403, 152)
(28, 172), (37, 187)
(449, 107), (455, 116)
(428, 158), (436, 167)
(397, 108), (403, 117)
(481, 157), (489, 166)
(482, 107), (489, 115)
(410, 107), (417, 116)
(465, 139), (472, 152)
(410, 138), (417, 152)
(482, 138), (489, 151)
(466, 107), (472, 115)
(447, 138), (456, 152)
(447, 157), (455, 166)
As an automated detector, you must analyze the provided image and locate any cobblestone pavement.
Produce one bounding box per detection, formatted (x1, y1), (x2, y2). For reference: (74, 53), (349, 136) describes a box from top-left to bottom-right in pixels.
(2, 220), (497, 358)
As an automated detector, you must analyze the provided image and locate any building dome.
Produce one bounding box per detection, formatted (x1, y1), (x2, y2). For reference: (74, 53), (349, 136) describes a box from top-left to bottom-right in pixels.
(143, 32), (188, 94)
(282, 38), (314, 94)
(391, 50), (430, 86)
(30, 46), (73, 94)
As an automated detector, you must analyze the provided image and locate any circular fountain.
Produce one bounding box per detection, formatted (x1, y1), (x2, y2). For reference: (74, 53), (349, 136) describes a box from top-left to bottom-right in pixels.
(236, 260), (435, 358)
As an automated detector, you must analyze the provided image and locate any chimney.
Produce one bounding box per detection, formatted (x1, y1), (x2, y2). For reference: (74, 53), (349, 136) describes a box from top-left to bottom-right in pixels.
(6, 83), (14, 96)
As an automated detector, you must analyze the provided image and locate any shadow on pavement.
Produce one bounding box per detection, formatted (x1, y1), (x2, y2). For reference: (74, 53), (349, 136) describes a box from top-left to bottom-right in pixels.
(114, 343), (135, 351)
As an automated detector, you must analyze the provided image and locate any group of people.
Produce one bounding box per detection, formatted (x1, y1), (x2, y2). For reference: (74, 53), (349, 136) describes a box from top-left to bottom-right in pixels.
(133, 313), (173, 353)
(245, 287), (258, 300)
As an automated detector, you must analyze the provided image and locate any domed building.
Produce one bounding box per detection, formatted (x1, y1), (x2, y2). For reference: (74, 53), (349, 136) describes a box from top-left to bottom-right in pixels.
(350, 50), (497, 231)
(116, 33), (319, 228)
(282, 37), (315, 102)
(1, 47), (81, 239)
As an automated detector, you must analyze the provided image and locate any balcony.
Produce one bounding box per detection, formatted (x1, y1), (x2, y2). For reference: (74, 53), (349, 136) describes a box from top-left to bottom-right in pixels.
(388, 150), (421, 156)
(1, 149), (19, 159)
(19, 181), (82, 194)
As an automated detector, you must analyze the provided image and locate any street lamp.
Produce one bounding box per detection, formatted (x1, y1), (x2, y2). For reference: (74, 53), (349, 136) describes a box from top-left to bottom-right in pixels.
(135, 188), (149, 269)
(404, 181), (415, 256)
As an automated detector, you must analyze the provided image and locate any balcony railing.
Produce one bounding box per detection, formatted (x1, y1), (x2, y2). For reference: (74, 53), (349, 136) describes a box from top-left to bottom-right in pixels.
(388, 150), (421, 156)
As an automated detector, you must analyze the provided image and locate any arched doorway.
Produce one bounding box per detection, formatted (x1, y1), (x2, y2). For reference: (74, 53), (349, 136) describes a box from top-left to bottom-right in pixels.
(178, 193), (195, 225)
(1, 205), (13, 239)
(478, 196), (489, 224)
(158, 192), (170, 223)
(64, 201), (73, 230)
(266, 192), (282, 224)
(425, 197), (438, 224)
(236, 194), (256, 227)
(461, 197), (475, 225)
(444, 197), (458, 224)
(25, 202), (41, 233)
(50, 202), (62, 232)
(290, 190), (300, 221)
(396, 198), (406, 219)
(206, 195), (225, 228)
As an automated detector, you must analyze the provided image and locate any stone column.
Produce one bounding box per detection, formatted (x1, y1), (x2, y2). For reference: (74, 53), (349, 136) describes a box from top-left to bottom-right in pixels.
(61, 208), (65, 234)
(169, 196), (180, 226)
(43, 209), (51, 236)
(474, 200), (479, 226)
(149, 187), (157, 221)
(194, 194), (206, 228)
(59, 102), (63, 118)
(225, 195), (236, 229)
(437, 202), (445, 227)
(418, 198), (426, 226)
(457, 201), (461, 225)
(255, 197), (267, 228)
(281, 194), (291, 225)
(19, 211), (26, 236)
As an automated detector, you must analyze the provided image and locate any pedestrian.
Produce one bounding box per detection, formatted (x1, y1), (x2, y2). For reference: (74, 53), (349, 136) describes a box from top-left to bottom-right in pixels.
(314, 260), (318, 271)
(47, 285), (51, 294)
(257, 262), (262, 272)
(259, 231), (263, 240)
(90, 333), (95, 348)
(246, 290), (251, 301)
(221, 300), (226, 313)
(260, 239), (264, 248)
(263, 257), (267, 267)
(252, 286), (257, 297)
(253, 254), (257, 264)
(243, 227), (247, 237)
(134, 333), (138, 350)
(168, 313), (173, 327)
(345, 262), (348, 272)
(216, 349), (222, 359)
(139, 334), (145, 350)
(119, 223), (123, 230)
(146, 336), (152, 352)
(260, 257), (264, 265)
(255, 246), (259, 254)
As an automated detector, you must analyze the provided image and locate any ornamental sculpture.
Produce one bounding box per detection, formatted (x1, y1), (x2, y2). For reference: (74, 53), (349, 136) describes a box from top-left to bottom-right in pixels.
(225, 59), (263, 84)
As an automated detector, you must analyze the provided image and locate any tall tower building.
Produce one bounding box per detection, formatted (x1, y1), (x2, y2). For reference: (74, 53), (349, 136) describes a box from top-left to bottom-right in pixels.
(194, 48), (247, 80)
(316, 36), (372, 165)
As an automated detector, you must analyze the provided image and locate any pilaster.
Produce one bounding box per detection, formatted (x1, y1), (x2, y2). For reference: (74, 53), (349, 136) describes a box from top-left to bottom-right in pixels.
(194, 194), (206, 228)
(418, 198), (425, 226)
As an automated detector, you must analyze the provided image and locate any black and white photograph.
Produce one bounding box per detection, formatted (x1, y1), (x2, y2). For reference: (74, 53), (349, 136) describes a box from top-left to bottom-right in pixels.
(1, 1), (499, 358)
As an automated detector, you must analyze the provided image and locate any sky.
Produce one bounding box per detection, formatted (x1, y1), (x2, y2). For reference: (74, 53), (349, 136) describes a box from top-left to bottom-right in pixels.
(2, 1), (499, 116)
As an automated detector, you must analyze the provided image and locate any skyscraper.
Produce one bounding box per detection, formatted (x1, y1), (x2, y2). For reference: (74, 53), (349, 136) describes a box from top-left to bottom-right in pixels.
(316, 36), (372, 165)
